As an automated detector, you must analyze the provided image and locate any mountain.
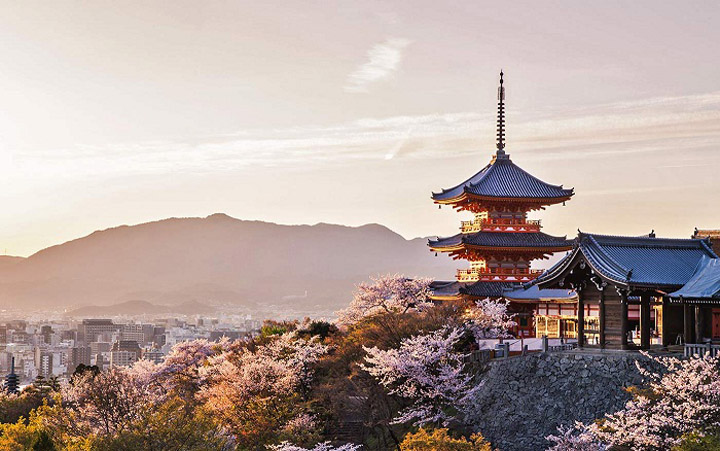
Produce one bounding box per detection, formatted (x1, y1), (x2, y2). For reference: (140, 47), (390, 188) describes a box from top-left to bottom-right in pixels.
(66, 300), (216, 317)
(0, 214), (455, 313)
(0, 256), (24, 272)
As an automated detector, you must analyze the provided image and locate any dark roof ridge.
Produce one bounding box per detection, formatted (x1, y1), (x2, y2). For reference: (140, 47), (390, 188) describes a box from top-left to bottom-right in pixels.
(432, 162), (492, 196)
(584, 235), (631, 281)
(579, 231), (711, 248)
(431, 154), (574, 202)
(698, 239), (718, 258)
(460, 230), (570, 244)
(489, 156), (573, 193)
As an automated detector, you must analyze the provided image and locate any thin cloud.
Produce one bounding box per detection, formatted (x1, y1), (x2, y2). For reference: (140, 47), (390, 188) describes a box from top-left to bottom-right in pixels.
(344, 38), (412, 93)
(11, 91), (720, 177)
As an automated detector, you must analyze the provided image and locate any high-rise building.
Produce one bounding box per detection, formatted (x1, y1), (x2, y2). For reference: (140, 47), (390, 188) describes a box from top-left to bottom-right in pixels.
(109, 340), (141, 367)
(121, 324), (145, 344)
(40, 325), (53, 344)
(79, 319), (120, 344)
(90, 341), (111, 355)
(141, 348), (164, 364)
(34, 348), (53, 378)
(69, 346), (91, 374)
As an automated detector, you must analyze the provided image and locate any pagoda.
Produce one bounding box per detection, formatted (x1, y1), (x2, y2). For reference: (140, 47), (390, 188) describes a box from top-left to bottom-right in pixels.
(428, 72), (574, 335)
(4, 357), (18, 394)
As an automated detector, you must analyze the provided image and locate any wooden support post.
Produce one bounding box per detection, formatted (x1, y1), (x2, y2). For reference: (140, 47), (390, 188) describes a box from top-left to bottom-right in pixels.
(696, 306), (705, 344)
(620, 290), (629, 350)
(640, 294), (651, 349)
(684, 303), (694, 344)
(599, 289), (606, 349)
(577, 289), (585, 348)
(661, 297), (670, 348)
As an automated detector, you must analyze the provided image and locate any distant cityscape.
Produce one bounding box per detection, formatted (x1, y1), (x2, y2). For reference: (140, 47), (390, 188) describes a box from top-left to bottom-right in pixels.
(0, 314), (262, 386)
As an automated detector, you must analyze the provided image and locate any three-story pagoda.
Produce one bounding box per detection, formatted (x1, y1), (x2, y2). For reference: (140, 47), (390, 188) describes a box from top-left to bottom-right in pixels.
(429, 72), (574, 333)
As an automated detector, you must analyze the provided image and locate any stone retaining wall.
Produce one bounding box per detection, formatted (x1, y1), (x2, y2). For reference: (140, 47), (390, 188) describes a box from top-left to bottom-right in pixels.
(467, 351), (663, 451)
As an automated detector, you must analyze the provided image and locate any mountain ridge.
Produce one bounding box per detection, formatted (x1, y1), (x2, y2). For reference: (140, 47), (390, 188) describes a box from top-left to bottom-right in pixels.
(0, 214), (455, 313)
(65, 299), (217, 317)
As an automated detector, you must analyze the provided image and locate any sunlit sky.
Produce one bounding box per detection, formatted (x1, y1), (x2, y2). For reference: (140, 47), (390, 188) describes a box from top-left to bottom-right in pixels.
(1, 1), (720, 257)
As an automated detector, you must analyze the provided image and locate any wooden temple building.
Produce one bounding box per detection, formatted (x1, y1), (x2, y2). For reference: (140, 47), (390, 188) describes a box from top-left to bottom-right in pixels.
(532, 232), (720, 349)
(428, 72), (576, 336)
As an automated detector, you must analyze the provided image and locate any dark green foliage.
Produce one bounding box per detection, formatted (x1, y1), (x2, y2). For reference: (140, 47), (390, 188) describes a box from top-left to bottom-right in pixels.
(72, 364), (100, 379)
(674, 431), (720, 451)
(299, 320), (339, 339)
(261, 319), (299, 337)
(31, 430), (56, 451)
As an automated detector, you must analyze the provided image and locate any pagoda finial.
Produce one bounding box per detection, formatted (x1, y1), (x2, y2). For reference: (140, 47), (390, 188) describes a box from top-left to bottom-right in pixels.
(496, 70), (506, 155)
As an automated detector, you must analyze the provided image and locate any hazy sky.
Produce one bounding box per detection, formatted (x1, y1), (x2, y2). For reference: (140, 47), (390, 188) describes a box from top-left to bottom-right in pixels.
(1, 1), (720, 257)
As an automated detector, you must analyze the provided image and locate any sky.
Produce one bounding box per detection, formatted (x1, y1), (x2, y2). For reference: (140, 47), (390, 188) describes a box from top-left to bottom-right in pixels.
(1, 1), (720, 257)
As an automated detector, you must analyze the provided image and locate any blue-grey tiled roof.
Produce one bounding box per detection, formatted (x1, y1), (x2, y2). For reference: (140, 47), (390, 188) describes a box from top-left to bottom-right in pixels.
(429, 280), (467, 297)
(503, 285), (577, 301)
(535, 233), (718, 288)
(429, 231), (572, 250)
(460, 281), (521, 298)
(431, 280), (578, 300)
(668, 255), (720, 300)
(432, 152), (574, 201)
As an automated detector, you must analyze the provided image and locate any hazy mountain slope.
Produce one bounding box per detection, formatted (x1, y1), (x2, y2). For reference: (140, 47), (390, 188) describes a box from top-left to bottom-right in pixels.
(0, 214), (455, 311)
(0, 256), (24, 272)
(66, 300), (216, 317)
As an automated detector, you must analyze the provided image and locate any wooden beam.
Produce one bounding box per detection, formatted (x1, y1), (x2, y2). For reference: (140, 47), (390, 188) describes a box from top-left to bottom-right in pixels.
(684, 302), (694, 344)
(640, 294), (651, 349)
(599, 288), (606, 349)
(661, 297), (670, 348)
(577, 288), (585, 348)
(695, 305), (705, 343)
(621, 290), (629, 350)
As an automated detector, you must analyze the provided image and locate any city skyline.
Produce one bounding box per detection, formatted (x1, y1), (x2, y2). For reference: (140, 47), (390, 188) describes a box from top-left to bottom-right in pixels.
(2, 1), (720, 256)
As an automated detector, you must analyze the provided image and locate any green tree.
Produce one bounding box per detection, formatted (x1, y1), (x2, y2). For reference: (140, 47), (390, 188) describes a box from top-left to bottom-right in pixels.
(399, 428), (492, 451)
(84, 397), (231, 451)
(673, 431), (720, 451)
(0, 411), (58, 450)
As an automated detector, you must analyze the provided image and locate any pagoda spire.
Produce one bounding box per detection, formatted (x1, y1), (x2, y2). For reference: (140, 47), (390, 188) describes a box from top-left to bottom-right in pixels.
(496, 70), (506, 156)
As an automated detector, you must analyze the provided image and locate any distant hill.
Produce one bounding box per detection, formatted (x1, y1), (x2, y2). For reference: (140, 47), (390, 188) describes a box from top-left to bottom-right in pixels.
(0, 214), (455, 312)
(0, 256), (24, 272)
(66, 300), (216, 317)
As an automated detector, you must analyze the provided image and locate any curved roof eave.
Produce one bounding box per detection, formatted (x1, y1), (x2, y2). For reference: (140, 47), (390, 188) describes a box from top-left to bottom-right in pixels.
(431, 157), (574, 202)
(431, 163), (493, 201)
(533, 246), (630, 289)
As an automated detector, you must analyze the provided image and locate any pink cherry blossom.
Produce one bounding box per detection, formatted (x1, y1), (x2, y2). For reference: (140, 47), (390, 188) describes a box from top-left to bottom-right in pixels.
(336, 274), (432, 325)
(465, 298), (516, 342)
(362, 326), (478, 427)
(547, 353), (720, 450)
(269, 442), (361, 451)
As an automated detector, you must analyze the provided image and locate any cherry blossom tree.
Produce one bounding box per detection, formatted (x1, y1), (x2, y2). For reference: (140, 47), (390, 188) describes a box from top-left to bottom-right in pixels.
(336, 275), (432, 325)
(259, 332), (330, 391)
(545, 423), (605, 451)
(269, 442), (362, 451)
(60, 367), (158, 436)
(362, 327), (478, 427)
(152, 338), (233, 397)
(464, 298), (516, 342)
(198, 333), (329, 448)
(547, 353), (720, 451)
